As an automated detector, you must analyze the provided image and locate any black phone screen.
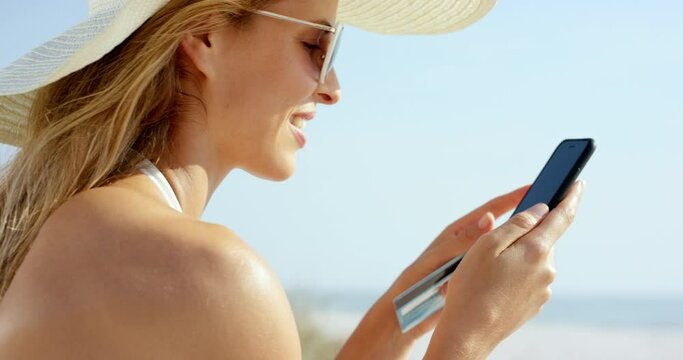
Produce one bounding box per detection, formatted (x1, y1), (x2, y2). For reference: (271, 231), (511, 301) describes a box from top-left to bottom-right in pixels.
(512, 139), (595, 216)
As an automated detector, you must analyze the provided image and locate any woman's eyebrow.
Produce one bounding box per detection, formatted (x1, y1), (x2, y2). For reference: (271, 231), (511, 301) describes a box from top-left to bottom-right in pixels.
(298, 19), (332, 36)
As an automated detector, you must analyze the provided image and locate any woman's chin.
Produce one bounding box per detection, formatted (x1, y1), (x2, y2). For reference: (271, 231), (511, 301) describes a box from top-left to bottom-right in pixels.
(266, 168), (295, 182)
(246, 157), (297, 182)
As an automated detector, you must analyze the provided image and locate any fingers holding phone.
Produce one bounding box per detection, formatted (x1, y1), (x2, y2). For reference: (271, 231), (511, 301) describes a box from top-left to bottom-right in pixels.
(507, 180), (585, 257)
(403, 139), (595, 355)
(427, 194), (585, 357)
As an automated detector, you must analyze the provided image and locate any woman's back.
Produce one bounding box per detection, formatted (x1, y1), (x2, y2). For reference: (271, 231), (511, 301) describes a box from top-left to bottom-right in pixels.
(0, 170), (301, 359)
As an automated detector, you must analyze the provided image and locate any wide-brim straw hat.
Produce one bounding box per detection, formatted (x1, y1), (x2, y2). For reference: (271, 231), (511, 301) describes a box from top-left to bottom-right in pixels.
(0, 0), (496, 147)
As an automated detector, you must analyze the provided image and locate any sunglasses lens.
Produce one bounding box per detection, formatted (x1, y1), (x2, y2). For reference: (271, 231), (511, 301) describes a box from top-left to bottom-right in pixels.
(321, 26), (343, 83)
(328, 27), (343, 71)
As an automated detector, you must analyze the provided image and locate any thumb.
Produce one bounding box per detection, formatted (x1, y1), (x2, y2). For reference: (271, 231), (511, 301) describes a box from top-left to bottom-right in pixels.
(486, 203), (549, 255)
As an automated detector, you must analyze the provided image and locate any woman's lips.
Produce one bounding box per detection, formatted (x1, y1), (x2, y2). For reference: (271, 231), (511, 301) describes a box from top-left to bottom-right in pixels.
(293, 112), (316, 121)
(289, 122), (306, 148)
(288, 111), (314, 148)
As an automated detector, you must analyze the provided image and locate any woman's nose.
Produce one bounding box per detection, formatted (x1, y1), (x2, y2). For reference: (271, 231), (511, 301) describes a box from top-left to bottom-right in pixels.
(315, 68), (342, 105)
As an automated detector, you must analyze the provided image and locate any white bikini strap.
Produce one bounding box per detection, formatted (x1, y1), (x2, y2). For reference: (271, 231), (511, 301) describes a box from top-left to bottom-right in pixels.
(137, 159), (183, 213)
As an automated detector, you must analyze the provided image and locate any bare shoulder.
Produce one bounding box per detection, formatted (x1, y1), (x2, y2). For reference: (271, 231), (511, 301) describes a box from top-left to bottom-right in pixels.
(0, 188), (301, 359)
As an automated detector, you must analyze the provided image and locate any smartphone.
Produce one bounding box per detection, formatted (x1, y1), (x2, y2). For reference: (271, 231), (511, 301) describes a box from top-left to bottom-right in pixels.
(511, 138), (595, 216)
(393, 138), (596, 333)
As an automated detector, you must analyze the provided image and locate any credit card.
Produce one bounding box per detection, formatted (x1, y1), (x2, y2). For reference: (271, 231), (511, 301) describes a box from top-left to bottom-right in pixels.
(393, 253), (465, 333)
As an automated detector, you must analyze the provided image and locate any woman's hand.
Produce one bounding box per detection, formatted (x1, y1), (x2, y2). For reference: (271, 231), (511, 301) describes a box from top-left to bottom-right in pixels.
(385, 185), (531, 338)
(424, 181), (585, 360)
(337, 186), (530, 360)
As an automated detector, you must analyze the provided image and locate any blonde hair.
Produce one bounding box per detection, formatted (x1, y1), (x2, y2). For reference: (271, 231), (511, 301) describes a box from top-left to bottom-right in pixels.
(0, 0), (270, 298)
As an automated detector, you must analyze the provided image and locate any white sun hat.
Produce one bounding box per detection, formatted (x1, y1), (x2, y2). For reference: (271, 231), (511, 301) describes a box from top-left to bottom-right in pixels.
(0, 0), (496, 147)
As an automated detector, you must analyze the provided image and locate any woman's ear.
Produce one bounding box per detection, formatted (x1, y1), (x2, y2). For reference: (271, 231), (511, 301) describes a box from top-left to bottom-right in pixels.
(179, 32), (215, 79)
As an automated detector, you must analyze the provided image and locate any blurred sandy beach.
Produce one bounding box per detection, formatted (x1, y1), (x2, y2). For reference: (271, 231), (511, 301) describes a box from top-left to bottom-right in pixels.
(308, 310), (683, 360)
(291, 292), (683, 360)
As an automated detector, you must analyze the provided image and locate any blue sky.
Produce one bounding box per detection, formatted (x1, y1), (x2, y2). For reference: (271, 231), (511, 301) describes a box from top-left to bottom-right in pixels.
(1, 1), (682, 298)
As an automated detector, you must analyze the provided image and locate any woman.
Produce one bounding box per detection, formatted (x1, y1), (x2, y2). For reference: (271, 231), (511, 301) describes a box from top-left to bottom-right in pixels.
(0, 0), (584, 358)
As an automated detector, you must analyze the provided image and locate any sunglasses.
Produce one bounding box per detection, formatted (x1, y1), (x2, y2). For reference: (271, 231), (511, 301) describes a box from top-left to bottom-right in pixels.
(253, 10), (344, 84)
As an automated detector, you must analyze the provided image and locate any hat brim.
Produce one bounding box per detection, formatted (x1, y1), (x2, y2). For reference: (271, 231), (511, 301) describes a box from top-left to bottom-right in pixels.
(338, 0), (495, 34)
(0, 0), (496, 147)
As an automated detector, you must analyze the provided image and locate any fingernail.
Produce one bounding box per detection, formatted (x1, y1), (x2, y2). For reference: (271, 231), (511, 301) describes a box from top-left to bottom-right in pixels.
(478, 214), (489, 230)
(527, 203), (549, 219)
